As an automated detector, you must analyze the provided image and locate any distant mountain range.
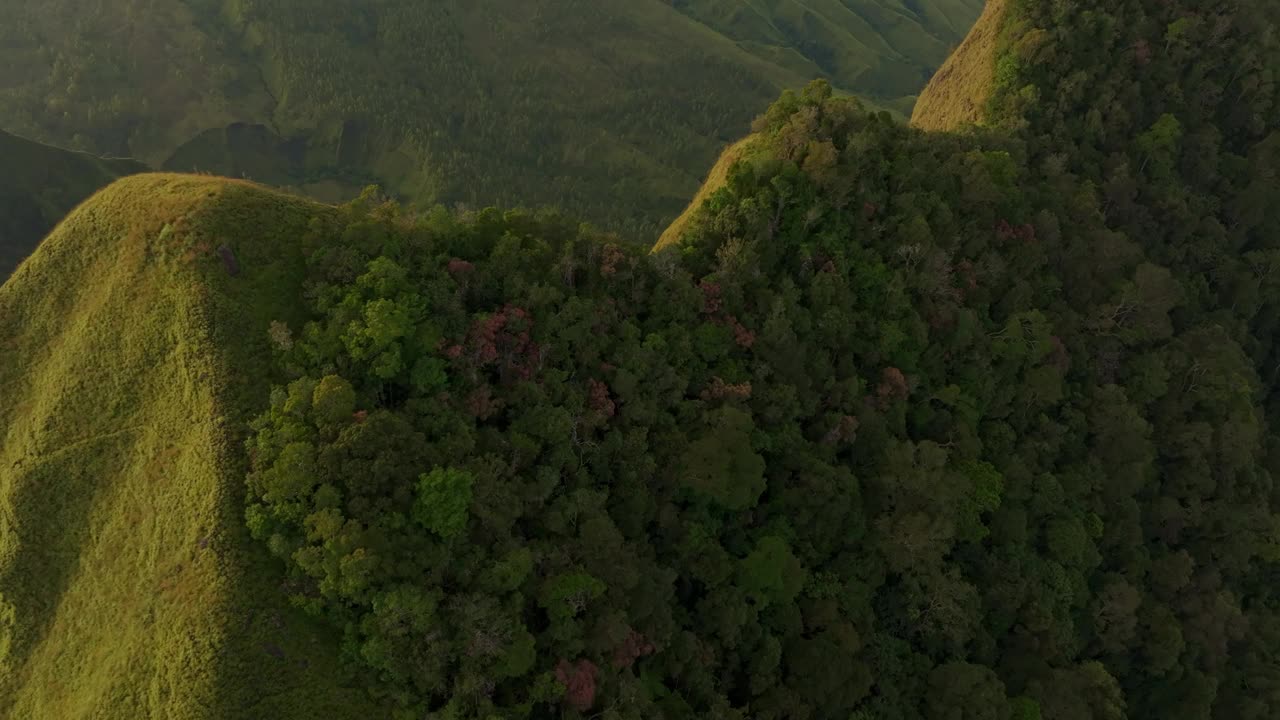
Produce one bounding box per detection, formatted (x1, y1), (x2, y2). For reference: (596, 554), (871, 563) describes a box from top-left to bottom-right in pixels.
(0, 0), (980, 238)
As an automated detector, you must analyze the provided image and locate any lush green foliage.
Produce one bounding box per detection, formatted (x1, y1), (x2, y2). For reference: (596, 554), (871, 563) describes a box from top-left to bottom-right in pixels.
(4, 1), (1279, 718)
(0, 129), (145, 282)
(0, 0), (977, 239)
(242, 0), (1280, 713)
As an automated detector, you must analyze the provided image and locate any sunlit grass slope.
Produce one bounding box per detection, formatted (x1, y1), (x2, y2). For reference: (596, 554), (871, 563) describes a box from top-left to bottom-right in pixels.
(0, 174), (381, 718)
(653, 136), (765, 253)
(660, 0), (1008, 252)
(659, 0), (1007, 252)
(910, 0), (1011, 131)
(0, 129), (146, 283)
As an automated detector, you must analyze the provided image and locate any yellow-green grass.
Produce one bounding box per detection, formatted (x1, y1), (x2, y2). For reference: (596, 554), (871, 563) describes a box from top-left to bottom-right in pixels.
(910, 0), (1011, 132)
(653, 136), (763, 253)
(0, 174), (381, 718)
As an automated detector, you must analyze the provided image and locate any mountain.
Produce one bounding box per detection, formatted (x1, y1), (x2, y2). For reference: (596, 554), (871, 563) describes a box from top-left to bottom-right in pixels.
(0, 130), (145, 282)
(662, 0), (1009, 224)
(0, 0), (980, 239)
(0, 175), (380, 718)
(909, 0), (1008, 131)
(672, 0), (984, 116)
(5, 0), (1280, 718)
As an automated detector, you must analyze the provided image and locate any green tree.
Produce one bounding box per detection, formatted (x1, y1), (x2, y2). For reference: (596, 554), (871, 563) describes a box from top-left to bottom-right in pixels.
(413, 467), (474, 539)
(679, 407), (767, 511)
(738, 536), (807, 607)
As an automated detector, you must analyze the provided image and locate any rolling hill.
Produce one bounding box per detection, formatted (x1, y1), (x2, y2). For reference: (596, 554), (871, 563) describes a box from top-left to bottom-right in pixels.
(3, 0), (1280, 718)
(909, 0), (1009, 131)
(0, 175), (381, 718)
(0, 0), (980, 238)
(0, 130), (146, 282)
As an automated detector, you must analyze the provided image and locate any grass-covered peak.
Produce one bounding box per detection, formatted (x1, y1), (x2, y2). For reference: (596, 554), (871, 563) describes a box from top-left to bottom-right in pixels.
(0, 174), (383, 718)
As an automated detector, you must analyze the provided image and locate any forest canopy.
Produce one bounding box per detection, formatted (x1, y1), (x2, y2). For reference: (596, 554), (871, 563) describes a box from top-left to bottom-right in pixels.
(241, 0), (1280, 714)
(6, 0), (1279, 718)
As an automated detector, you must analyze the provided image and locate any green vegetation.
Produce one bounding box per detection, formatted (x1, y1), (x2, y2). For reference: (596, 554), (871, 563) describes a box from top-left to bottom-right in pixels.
(0, 0), (979, 239)
(4, 0), (1280, 718)
(672, 0), (984, 116)
(654, 136), (766, 252)
(0, 175), (382, 718)
(235, 0), (1280, 714)
(910, 0), (1011, 131)
(0, 129), (145, 282)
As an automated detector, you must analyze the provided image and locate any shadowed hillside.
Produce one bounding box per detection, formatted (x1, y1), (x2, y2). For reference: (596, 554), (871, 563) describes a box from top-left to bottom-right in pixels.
(0, 130), (146, 283)
(672, 0), (984, 116)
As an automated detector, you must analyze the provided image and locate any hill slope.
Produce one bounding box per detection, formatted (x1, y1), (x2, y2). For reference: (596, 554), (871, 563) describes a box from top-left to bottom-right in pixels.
(909, 0), (1010, 131)
(652, 135), (765, 252)
(674, 0), (984, 116)
(0, 130), (146, 283)
(0, 0), (980, 238)
(0, 174), (380, 718)
(5, 1), (1280, 718)
(653, 1), (1280, 716)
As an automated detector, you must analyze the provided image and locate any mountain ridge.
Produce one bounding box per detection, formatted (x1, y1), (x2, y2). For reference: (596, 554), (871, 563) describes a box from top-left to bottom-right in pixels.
(0, 174), (382, 718)
(0, 0), (981, 237)
(4, 0), (1280, 717)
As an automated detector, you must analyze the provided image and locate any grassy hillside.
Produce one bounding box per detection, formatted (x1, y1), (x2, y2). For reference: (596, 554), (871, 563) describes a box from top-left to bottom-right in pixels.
(0, 0), (979, 239)
(657, 0), (1010, 251)
(0, 174), (381, 718)
(653, 135), (765, 252)
(0, 130), (146, 283)
(910, 0), (1010, 131)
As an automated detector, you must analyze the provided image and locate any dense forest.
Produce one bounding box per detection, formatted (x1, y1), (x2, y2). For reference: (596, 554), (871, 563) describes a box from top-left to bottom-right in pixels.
(235, 0), (1280, 717)
(2, 0), (1279, 718)
(0, 0), (978, 239)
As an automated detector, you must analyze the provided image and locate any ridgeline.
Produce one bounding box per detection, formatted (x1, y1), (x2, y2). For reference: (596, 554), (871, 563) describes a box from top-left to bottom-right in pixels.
(3, 1), (1279, 718)
(0, 0), (981, 239)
